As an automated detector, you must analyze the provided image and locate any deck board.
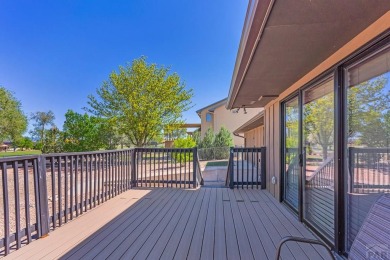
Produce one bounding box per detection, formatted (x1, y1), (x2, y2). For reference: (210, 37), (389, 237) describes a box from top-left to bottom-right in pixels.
(6, 188), (334, 260)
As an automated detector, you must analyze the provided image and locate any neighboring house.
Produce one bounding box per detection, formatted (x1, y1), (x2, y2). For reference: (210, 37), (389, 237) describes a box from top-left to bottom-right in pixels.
(196, 98), (259, 146)
(227, 0), (389, 256)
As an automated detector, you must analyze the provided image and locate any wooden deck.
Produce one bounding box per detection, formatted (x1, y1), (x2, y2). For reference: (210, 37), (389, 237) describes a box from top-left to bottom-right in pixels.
(6, 188), (331, 260)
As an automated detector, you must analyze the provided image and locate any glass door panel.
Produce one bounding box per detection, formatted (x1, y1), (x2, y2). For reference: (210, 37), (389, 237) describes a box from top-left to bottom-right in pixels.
(302, 78), (335, 240)
(283, 97), (300, 210)
(345, 46), (390, 251)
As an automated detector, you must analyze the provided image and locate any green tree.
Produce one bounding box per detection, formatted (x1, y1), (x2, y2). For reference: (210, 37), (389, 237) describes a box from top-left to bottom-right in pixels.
(348, 76), (390, 147)
(30, 111), (56, 151)
(86, 57), (193, 147)
(304, 93), (334, 159)
(15, 137), (34, 151)
(42, 127), (64, 153)
(0, 87), (28, 145)
(62, 110), (105, 152)
(213, 127), (233, 159)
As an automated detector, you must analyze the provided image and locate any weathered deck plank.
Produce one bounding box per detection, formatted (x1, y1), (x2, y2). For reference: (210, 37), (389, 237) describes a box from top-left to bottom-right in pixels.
(6, 188), (334, 260)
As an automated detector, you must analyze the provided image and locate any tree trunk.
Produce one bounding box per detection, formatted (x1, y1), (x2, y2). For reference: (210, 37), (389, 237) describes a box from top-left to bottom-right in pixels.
(322, 145), (328, 160)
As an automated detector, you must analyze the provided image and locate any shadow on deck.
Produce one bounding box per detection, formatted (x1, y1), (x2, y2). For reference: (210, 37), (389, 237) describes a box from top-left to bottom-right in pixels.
(6, 188), (331, 260)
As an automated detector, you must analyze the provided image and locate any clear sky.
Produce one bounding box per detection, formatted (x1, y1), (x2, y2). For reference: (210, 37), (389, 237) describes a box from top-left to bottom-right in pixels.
(0, 0), (248, 132)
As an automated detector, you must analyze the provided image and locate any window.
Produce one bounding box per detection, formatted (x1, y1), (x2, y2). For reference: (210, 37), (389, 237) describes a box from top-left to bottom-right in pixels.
(206, 113), (212, 122)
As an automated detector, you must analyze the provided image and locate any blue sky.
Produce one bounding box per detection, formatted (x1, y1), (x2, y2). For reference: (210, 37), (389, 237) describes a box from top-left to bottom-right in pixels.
(0, 0), (248, 132)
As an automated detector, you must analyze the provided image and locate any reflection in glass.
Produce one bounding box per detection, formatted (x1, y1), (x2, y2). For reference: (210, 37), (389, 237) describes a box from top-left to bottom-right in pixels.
(303, 77), (335, 240)
(346, 47), (390, 251)
(283, 97), (299, 210)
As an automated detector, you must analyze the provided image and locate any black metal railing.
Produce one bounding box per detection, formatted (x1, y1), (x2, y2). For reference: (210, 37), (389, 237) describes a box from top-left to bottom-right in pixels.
(226, 147), (266, 189)
(349, 147), (390, 193)
(306, 157), (335, 189)
(0, 147), (200, 256)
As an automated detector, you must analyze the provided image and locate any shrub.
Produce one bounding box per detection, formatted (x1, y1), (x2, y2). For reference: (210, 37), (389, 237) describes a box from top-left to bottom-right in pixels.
(173, 136), (195, 163)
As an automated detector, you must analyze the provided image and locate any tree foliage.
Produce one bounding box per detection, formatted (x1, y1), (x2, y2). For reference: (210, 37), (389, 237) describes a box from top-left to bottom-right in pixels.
(348, 76), (390, 147)
(0, 87), (28, 144)
(30, 111), (56, 151)
(63, 110), (105, 152)
(86, 57), (193, 147)
(304, 92), (334, 159)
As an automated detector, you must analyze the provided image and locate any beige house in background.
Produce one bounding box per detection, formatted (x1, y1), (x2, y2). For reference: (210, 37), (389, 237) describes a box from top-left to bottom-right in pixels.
(196, 98), (258, 146)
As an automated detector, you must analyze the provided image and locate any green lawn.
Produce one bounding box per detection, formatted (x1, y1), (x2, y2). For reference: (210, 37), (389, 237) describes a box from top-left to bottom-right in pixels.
(206, 161), (228, 167)
(0, 150), (42, 158)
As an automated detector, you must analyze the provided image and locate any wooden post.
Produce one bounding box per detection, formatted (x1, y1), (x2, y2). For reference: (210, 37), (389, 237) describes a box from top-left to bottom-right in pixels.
(37, 155), (50, 237)
(261, 147), (266, 190)
(229, 148), (234, 189)
(193, 147), (197, 188)
(131, 149), (137, 188)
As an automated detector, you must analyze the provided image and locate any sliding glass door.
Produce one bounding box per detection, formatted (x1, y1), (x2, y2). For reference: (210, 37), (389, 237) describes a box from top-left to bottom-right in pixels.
(302, 78), (335, 240)
(345, 45), (390, 251)
(282, 97), (300, 211)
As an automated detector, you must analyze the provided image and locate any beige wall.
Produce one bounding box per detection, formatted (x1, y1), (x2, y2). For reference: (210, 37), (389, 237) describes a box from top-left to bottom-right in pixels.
(244, 126), (264, 147)
(213, 105), (259, 146)
(262, 12), (390, 199)
(200, 110), (214, 137)
(199, 104), (259, 146)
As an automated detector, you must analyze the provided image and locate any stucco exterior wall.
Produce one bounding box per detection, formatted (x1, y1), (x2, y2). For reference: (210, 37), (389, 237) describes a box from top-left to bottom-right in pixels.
(213, 105), (259, 147)
(199, 104), (259, 146)
(200, 110), (214, 138)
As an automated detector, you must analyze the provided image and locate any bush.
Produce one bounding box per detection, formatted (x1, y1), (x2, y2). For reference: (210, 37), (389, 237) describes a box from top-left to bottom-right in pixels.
(214, 127), (233, 159)
(173, 137), (195, 163)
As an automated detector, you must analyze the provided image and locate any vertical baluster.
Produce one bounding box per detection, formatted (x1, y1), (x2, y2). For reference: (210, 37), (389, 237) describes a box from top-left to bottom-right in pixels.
(2, 162), (10, 255)
(89, 154), (93, 208)
(108, 153), (112, 198)
(256, 150), (259, 189)
(51, 157), (56, 227)
(80, 155), (84, 214)
(179, 149), (182, 188)
(75, 155), (79, 217)
(104, 153), (108, 201)
(184, 149), (186, 188)
(32, 159), (41, 237)
(70, 156), (74, 220)
(64, 156), (68, 223)
(97, 154), (101, 204)
(152, 150), (155, 187)
(13, 161), (21, 249)
(58, 156), (62, 226)
(23, 160), (32, 244)
(94, 154), (97, 207)
(175, 149), (178, 188)
(85, 154), (89, 209)
(251, 149), (254, 189)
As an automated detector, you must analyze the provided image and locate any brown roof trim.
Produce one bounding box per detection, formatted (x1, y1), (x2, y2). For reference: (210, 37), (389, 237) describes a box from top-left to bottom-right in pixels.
(227, 0), (275, 109)
(195, 98), (228, 117)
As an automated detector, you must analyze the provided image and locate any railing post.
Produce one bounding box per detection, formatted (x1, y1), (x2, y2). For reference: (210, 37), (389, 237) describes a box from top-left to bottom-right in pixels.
(261, 147), (266, 189)
(37, 155), (50, 237)
(193, 147), (197, 188)
(131, 149), (137, 188)
(229, 148), (234, 189)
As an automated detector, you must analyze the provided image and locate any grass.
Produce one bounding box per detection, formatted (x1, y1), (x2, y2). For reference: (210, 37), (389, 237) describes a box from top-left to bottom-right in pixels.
(206, 161), (228, 167)
(0, 150), (42, 158)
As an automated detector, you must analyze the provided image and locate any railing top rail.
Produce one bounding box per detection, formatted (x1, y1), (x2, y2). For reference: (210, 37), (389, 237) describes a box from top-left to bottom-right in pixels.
(43, 148), (134, 157)
(349, 147), (390, 153)
(0, 154), (40, 163)
(306, 156), (334, 182)
(135, 147), (195, 152)
(231, 147), (265, 152)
